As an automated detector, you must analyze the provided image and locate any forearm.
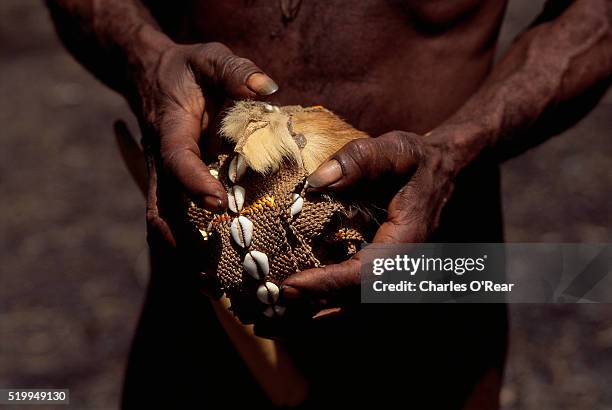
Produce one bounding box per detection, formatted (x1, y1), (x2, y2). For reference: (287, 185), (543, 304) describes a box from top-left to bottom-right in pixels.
(46, 0), (172, 101)
(435, 0), (612, 171)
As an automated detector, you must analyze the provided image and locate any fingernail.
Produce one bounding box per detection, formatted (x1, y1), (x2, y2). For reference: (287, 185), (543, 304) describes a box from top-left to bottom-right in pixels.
(246, 73), (279, 96)
(281, 285), (301, 301)
(306, 160), (343, 188)
(202, 195), (225, 212)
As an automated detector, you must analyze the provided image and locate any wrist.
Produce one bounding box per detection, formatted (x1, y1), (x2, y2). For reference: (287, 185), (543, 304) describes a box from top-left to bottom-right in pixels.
(126, 24), (174, 68)
(123, 24), (175, 103)
(426, 120), (498, 176)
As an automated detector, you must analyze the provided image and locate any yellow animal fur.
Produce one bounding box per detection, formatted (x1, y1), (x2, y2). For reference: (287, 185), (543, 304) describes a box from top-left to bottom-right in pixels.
(220, 101), (368, 174)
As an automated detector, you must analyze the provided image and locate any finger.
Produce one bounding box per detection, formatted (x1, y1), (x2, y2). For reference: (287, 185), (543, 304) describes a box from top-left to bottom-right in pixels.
(190, 42), (278, 99)
(158, 108), (227, 212)
(306, 132), (421, 192)
(371, 181), (437, 244)
(281, 257), (362, 306)
(371, 218), (428, 244)
(114, 120), (148, 197)
(144, 141), (177, 249)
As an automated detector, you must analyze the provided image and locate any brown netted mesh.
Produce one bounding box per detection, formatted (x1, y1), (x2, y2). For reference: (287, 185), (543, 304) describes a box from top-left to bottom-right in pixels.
(186, 112), (371, 323)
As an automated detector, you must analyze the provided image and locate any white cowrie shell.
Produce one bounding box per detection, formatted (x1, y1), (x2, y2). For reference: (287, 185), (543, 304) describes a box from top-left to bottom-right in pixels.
(243, 250), (269, 280)
(257, 282), (280, 305)
(274, 305), (286, 317)
(263, 305), (286, 318)
(230, 216), (253, 248)
(227, 185), (245, 213)
(198, 229), (209, 240)
(263, 306), (275, 318)
(210, 169), (219, 179)
(290, 193), (304, 217)
(228, 155), (247, 183)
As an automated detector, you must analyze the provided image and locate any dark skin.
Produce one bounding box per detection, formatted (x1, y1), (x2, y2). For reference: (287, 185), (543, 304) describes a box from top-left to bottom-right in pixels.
(46, 0), (612, 407)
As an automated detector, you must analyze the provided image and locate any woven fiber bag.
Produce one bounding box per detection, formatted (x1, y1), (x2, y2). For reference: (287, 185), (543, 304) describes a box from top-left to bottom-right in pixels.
(187, 101), (374, 323)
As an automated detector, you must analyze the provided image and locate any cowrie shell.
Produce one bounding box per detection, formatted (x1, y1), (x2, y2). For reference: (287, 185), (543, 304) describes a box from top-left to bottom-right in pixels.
(257, 282), (280, 305)
(210, 169), (219, 179)
(263, 306), (275, 318)
(227, 185), (245, 213)
(198, 229), (209, 240)
(228, 155), (247, 183)
(274, 305), (286, 317)
(243, 250), (269, 280)
(230, 216), (253, 248)
(262, 305), (286, 318)
(290, 193), (304, 217)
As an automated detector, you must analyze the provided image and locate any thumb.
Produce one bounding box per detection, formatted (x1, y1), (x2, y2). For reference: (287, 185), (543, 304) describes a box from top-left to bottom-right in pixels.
(306, 132), (422, 192)
(189, 42), (278, 99)
(281, 257), (362, 307)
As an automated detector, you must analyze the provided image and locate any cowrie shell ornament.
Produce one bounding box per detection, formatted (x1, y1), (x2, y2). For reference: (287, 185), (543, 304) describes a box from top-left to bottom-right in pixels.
(230, 216), (253, 248)
(229, 155), (247, 183)
(227, 185), (245, 213)
(243, 251), (269, 280)
(263, 305), (286, 318)
(290, 193), (304, 217)
(263, 306), (275, 318)
(257, 282), (280, 305)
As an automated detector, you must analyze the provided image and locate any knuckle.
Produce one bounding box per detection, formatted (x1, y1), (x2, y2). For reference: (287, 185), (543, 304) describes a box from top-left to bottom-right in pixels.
(160, 146), (191, 171)
(348, 137), (371, 154)
(156, 47), (186, 79)
(340, 138), (374, 177)
(198, 42), (231, 57)
(384, 131), (426, 173)
(344, 138), (372, 164)
(396, 132), (425, 160)
(218, 55), (258, 82)
(198, 42), (258, 83)
(146, 208), (162, 228)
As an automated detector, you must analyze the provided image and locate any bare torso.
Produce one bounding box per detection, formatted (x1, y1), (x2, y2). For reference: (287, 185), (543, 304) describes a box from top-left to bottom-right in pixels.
(124, 2), (510, 408)
(143, 0), (508, 242)
(147, 0), (507, 134)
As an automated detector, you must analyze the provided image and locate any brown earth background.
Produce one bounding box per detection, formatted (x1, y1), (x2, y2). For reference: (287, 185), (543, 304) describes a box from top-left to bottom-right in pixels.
(0, 1), (611, 409)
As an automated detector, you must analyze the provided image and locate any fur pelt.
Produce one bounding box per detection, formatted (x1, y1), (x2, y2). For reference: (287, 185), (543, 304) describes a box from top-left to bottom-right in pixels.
(220, 101), (369, 174)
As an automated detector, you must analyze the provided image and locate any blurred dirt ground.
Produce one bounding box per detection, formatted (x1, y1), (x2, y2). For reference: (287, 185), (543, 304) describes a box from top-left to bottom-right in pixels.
(0, 1), (610, 409)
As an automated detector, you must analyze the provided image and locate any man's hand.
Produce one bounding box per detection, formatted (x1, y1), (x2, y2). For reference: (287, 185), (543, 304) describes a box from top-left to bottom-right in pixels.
(136, 40), (277, 209)
(47, 0), (279, 248)
(279, 0), (612, 313)
(129, 33), (278, 247)
(280, 130), (459, 309)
